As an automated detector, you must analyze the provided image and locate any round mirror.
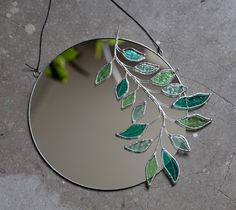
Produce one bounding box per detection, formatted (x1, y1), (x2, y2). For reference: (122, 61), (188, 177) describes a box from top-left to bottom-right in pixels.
(29, 38), (186, 190)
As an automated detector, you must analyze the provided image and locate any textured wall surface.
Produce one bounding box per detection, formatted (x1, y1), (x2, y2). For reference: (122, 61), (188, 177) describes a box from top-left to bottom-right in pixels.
(0, 0), (236, 209)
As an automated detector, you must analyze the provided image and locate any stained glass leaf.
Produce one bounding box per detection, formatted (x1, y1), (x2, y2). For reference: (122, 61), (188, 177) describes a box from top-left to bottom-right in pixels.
(95, 63), (112, 85)
(172, 92), (211, 110)
(121, 91), (136, 109)
(122, 48), (145, 62)
(146, 153), (158, 186)
(169, 134), (191, 152)
(151, 69), (175, 86)
(132, 101), (147, 123)
(176, 114), (212, 131)
(125, 139), (153, 153)
(115, 77), (129, 100)
(162, 148), (180, 184)
(134, 62), (160, 75)
(116, 123), (148, 139)
(162, 83), (187, 97)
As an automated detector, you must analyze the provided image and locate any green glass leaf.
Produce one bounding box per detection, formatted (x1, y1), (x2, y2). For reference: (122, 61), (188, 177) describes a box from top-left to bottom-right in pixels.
(151, 69), (175, 86)
(176, 114), (212, 131)
(122, 48), (145, 62)
(146, 153), (158, 186)
(121, 91), (136, 109)
(95, 63), (112, 85)
(61, 47), (78, 62)
(169, 134), (191, 152)
(162, 83), (187, 97)
(172, 92), (211, 110)
(125, 139), (153, 153)
(115, 77), (129, 100)
(116, 123), (148, 139)
(132, 101), (147, 123)
(134, 62), (160, 75)
(162, 148), (180, 184)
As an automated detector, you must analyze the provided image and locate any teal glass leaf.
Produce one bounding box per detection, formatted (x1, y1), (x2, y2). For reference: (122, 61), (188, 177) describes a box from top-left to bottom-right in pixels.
(151, 69), (175, 86)
(116, 123), (148, 139)
(132, 101), (147, 123)
(115, 77), (129, 100)
(134, 62), (160, 75)
(176, 114), (212, 131)
(172, 92), (211, 110)
(169, 134), (191, 152)
(121, 91), (136, 109)
(162, 83), (187, 97)
(162, 148), (180, 184)
(95, 63), (112, 85)
(122, 48), (145, 62)
(146, 153), (158, 186)
(125, 139), (153, 153)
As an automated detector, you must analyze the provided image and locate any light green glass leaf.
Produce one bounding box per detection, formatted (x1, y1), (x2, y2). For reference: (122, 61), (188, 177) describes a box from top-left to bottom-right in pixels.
(134, 62), (160, 75)
(146, 153), (158, 186)
(151, 69), (175, 86)
(121, 91), (136, 109)
(122, 48), (145, 62)
(169, 134), (191, 152)
(95, 63), (112, 85)
(61, 48), (78, 62)
(162, 83), (187, 97)
(125, 139), (153, 153)
(116, 123), (148, 139)
(176, 114), (212, 131)
(132, 101), (147, 123)
(162, 148), (180, 184)
(172, 92), (211, 110)
(115, 77), (129, 100)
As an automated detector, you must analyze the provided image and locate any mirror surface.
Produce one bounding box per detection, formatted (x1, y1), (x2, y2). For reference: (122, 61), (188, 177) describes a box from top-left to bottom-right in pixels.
(29, 39), (186, 190)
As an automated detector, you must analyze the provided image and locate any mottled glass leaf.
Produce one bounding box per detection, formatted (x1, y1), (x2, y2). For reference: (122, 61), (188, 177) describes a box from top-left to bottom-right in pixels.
(134, 62), (160, 75)
(122, 48), (145, 62)
(169, 134), (191, 152)
(115, 77), (129, 100)
(176, 114), (212, 131)
(95, 63), (112, 85)
(121, 91), (136, 109)
(172, 92), (211, 110)
(151, 69), (175, 86)
(162, 148), (179, 184)
(132, 101), (147, 123)
(162, 83), (187, 97)
(146, 153), (158, 186)
(116, 123), (148, 139)
(125, 139), (153, 153)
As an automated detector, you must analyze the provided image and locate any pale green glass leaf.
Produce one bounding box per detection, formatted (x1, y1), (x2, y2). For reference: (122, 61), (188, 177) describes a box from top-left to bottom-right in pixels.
(146, 153), (158, 186)
(172, 92), (211, 110)
(176, 114), (212, 131)
(134, 62), (160, 75)
(61, 48), (78, 62)
(95, 63), (112, 85)
(122, 48), (145, 62)
(151, 69), (175, 86)
(124, 139), (153, 153)
(169, 134), (191, 152)
(116, 123), (148, 139)
(121, 91), (136, 109)
(131, 101), (147, 123)
(162, 83), (187, 97)
(162, 148), (180, 184)
(115, 77), (129, 100)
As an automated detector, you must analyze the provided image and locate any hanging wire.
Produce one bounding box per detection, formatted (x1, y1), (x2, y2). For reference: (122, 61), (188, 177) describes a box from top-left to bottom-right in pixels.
(25, 0), (52, 77)
(110, 0), (162, 54)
